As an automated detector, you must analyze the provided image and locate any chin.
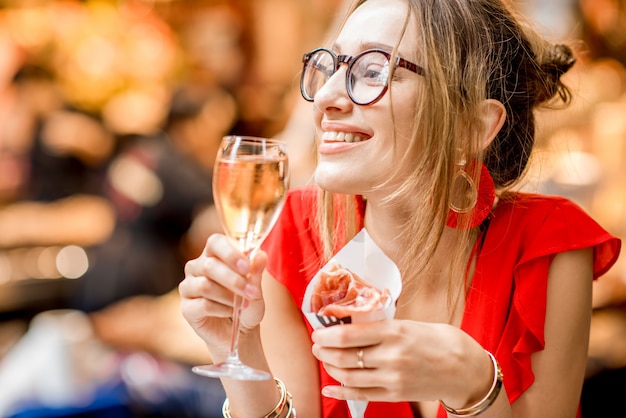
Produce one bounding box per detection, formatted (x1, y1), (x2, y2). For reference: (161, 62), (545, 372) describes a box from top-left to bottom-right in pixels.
(314, 169), (343, 192)
(314, 168), (361, 195)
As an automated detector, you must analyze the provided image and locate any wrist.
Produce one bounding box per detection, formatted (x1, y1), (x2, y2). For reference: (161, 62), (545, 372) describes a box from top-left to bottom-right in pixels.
(208, 325), (263, 364)
(222, 377), (297, 418)
(440, 350), (503, 416)
(440, 339), (492, 407)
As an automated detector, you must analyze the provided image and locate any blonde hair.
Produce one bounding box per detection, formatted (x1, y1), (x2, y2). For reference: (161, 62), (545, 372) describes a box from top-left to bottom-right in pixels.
(314, 0), (575, 305)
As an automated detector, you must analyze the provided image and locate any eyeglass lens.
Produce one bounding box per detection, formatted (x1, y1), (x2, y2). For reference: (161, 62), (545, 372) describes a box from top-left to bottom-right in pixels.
(302, 49), (392, 105)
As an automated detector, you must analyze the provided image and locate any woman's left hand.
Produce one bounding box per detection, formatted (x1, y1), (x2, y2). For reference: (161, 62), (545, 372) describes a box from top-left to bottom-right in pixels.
(311, 319), (491, 405)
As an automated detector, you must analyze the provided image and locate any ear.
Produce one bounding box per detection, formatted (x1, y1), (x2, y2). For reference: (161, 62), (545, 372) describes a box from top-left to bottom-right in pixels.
(477, 99), (506, 152)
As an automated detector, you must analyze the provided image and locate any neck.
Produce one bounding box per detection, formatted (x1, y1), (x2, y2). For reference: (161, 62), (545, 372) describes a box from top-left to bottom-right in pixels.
(362, 196), (407, 263)
(363, 195), (478, 292)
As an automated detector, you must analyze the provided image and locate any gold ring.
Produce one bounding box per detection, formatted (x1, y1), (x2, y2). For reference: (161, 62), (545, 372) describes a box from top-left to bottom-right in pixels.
(356, 348), (365, 369)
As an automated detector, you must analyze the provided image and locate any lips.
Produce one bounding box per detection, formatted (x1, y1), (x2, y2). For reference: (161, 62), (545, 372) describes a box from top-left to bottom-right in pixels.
(321, 131), (369, 143)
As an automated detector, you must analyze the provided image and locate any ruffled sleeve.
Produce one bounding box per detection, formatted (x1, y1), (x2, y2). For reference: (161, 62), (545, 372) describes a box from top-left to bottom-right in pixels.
(461, 193), (621, 405)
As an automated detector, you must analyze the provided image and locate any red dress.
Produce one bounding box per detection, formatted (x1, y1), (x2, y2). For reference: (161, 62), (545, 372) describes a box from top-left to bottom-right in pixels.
(261, 186), (621, 418)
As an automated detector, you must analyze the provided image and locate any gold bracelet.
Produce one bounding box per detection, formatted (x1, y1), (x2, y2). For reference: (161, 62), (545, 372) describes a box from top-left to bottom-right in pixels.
(440, 350), (503, 417)
(222, 377), (292, 418)
(282, 391), (295, 418)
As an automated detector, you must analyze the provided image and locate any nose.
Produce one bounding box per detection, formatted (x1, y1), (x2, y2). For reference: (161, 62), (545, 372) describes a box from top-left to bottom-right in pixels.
(313, 66), (353, 113)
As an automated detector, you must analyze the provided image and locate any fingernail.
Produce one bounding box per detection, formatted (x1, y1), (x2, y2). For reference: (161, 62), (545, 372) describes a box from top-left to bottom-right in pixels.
(236, 258), (250, 275)
(322, 386), (338, 398)
(244, 284), (259, 299)
(311, 344), (319, 357)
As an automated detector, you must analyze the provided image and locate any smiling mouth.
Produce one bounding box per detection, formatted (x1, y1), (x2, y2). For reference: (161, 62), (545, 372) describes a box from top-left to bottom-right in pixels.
(321, 131), (368, 143)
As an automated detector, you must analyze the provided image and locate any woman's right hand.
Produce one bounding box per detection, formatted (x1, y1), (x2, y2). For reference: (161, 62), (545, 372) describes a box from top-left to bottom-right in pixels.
(178, 233), (268, 356)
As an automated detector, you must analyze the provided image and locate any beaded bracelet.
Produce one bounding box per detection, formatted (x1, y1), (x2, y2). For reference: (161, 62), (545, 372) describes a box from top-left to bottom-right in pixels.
(222, 377), (295, 418)
(440, 350), (504, 417)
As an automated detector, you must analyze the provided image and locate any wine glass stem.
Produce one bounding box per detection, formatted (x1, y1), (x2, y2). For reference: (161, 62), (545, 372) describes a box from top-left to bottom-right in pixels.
(227, 293), (244, 364)
(226, 243), (253, 365)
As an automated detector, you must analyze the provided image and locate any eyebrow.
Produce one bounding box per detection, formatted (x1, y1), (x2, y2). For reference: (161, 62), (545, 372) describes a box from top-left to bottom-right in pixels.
(332, 41), (396, 54)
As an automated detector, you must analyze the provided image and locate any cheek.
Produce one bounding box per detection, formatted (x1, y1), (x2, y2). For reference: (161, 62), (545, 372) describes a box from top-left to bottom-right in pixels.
(374, 108), (419, 186)
(390, 97), (419, 154)
(392, 98), (418, 138)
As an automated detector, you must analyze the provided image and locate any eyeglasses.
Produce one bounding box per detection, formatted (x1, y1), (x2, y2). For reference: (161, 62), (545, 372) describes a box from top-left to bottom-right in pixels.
(300, 48), (426, 106)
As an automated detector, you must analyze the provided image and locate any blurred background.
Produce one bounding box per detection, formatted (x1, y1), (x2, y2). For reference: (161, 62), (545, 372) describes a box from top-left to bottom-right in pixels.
(0, 0), (623, 417)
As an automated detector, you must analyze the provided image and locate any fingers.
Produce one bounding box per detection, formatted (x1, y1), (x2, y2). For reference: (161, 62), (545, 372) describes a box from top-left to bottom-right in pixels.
(182, 234), (260, 300)
(178, 234), (269, 322)
(314, 346), (403, 403)
(312, 320), (387, 348)
(312, 342), (381, 370)
(311, 321), (405, 400)
(183, 256), (250, 300)
(180, 290), (233, 322)
(248, 250), (268, 288)
(179, 273), (235, 307)
(321, 384), (390, 402)
(201, 233), (251, 277)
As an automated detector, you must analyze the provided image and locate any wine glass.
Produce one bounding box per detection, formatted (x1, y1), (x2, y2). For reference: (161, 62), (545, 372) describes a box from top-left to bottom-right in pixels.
(192, 135), (289, 380)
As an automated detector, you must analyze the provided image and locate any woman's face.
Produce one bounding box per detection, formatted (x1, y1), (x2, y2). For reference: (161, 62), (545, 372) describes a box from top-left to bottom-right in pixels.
(313, 0), (422, 198)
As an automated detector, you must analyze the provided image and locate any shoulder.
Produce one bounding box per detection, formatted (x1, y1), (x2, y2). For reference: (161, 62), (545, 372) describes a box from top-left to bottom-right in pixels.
(494, 191), (602, 237)
(497, 192), (586, 219)
(491, 192), (620, 279)
(466, 193), (619, 404)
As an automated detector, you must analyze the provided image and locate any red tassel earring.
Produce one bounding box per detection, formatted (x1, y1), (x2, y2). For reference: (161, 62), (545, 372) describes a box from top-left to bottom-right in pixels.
(446, 158), (496, 229)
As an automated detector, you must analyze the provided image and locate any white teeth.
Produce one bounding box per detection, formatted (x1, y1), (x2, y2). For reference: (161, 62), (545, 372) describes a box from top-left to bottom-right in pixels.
(322, 131), (365, 143)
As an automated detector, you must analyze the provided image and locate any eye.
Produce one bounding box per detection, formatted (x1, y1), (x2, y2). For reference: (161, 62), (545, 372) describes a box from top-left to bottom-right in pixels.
(362, 64), (388, 85)
(353, 54), (390, 86)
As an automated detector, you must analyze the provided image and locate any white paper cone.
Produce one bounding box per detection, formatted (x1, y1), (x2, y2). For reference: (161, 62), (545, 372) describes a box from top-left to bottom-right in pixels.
(301, 228), (402, 418)
(348, 400), (369, 418)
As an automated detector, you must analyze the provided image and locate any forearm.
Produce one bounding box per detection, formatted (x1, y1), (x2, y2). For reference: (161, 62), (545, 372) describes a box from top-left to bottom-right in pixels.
(442, 379), (513, 418)
(218, 327), (285, 418)
(448, 386), (513, 418)
(438, 340), (513, 418)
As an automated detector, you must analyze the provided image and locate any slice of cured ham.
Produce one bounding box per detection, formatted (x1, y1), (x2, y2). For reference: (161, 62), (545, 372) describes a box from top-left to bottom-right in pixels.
(311, 263), (390, 318)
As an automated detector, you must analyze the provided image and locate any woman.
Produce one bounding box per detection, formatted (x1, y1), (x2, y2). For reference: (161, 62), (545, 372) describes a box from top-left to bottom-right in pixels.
(179, 0), (621, 417)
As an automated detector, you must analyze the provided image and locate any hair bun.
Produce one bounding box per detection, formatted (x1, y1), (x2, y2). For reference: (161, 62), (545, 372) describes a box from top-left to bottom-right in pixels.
(534, 43), (576, 104)
(546, 43), (576, 76)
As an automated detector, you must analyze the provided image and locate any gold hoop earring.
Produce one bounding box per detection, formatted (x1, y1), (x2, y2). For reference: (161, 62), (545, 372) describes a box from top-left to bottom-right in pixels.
(449, 152), (478, 214)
